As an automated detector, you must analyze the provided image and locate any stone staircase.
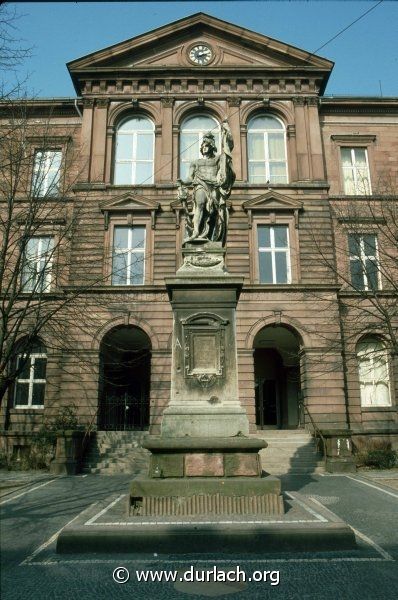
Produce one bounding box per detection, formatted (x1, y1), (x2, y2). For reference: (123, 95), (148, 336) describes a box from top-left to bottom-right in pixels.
(82, 429), (324, 476)
(82, 431), (150, 475)
(254, 429), (324, 475)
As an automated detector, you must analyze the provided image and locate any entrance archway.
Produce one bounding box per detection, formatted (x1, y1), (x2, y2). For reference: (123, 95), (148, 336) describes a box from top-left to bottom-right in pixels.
(98, 325), (151, 430)
(253, 325), (301, 429)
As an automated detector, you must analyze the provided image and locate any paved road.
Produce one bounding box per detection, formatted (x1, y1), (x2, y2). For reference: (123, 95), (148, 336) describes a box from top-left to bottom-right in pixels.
(1, 471), (397, 599)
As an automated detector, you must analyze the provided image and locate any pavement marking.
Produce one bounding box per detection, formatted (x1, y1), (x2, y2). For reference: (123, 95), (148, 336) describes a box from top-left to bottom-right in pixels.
(85, 494), (125, 525)
(344, 475), (398, 499)
(89, 520), (321, 526)
(0, 478), (58, 506)
(22, 557), (390, 566)
(308, 496), (394, 562)
(285, 492), (327, 522)
(349, 526), (394, 561)
(20, 513), (83, 565)
(20, 502), (99, 566)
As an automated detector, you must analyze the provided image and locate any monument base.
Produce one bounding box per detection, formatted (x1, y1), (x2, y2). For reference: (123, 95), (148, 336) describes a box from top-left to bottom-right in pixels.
(161, 406), (250, 438)
(56, 491), (357, 554)
(128, 436), (284, 517)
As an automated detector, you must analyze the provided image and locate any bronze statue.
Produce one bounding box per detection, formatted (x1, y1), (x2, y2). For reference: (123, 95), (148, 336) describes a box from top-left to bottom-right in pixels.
(177, 120), (235, 247)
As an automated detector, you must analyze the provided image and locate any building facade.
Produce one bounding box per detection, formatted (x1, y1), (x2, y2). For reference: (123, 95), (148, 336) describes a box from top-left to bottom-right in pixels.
(1, 13), (397, 461)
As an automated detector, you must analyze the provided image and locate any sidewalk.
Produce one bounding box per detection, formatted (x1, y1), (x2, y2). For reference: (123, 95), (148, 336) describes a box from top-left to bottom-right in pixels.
(357, 468), (398, 491)
(0, 469), (55, 499)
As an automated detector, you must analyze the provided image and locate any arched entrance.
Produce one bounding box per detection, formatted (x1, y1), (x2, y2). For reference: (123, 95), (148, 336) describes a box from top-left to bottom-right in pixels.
(253, 325), (301, 429)
(98, 325), (151, 430)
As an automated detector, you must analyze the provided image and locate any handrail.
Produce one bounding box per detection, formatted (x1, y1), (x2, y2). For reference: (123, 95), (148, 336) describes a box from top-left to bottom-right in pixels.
(298, 399), (327, 469)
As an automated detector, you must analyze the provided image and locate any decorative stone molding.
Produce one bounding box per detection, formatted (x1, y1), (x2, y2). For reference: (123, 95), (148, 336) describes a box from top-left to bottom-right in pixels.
(292, 96), (306, 106)
(161, 97), (174, 108)
(242, 191), (303, 228)
(227, 96), (241, 107)
(96, 98), (109, 108)
(101, 192), (160, 230)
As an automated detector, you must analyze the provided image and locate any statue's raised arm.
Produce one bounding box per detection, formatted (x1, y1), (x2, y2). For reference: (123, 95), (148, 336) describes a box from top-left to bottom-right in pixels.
(178, 120), (235, 247)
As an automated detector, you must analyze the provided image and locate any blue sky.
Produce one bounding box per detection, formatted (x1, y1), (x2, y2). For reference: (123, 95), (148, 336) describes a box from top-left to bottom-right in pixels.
(6, 1), (398, 97)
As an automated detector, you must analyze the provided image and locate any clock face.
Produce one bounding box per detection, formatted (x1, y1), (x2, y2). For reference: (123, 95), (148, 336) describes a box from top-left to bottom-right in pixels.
(189, 44), (213, 65)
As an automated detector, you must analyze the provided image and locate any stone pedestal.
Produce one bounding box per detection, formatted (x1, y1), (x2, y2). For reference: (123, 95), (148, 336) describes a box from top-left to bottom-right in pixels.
(50, 430), (84, 475)
(129, 241), (283, 516)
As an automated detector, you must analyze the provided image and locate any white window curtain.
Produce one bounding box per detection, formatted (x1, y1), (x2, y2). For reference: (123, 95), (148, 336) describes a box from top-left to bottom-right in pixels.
(114, 117), (154, 185)
(180, 115), (220, 180)
(248, 116), (288, 184)
(341, 148), (371, 195)
(357, 338), (391, 407)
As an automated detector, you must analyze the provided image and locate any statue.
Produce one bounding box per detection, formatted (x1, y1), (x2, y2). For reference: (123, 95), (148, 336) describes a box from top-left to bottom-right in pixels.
(177, 120), (235, 247)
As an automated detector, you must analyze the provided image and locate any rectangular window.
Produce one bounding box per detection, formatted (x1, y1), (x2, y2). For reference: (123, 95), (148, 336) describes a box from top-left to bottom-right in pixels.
(21, 237), (54, 293)
(32, 150), (62, 197)
(14, 353), (47, 408)
(348, 233), (380, 290)
(112, 226), (146, 285)
(257, 225), (291, 284)
(341, 148), (371, 195)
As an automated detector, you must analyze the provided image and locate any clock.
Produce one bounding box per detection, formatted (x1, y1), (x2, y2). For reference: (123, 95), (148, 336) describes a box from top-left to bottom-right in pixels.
(188, 43), (213, 65)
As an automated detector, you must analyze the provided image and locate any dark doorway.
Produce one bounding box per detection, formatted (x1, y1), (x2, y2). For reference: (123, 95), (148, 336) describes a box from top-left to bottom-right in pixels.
(98, 326), (151, 430)
(253, 326), (301, 429)
(256, 378), (278, 427)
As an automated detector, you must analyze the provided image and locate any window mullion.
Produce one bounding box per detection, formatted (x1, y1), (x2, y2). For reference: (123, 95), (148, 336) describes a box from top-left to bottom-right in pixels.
(28, 357), (34, 407)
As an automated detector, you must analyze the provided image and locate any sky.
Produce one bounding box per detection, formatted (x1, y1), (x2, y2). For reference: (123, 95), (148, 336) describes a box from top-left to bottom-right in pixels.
(4, 1), (398, 98)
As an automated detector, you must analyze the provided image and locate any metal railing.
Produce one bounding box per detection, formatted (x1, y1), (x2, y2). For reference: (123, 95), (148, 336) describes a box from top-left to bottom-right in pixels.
(298, 398), (327, 469)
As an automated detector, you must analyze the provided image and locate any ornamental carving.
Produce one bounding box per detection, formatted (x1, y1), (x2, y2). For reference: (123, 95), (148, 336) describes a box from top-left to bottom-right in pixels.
(182, 313), (228, 389)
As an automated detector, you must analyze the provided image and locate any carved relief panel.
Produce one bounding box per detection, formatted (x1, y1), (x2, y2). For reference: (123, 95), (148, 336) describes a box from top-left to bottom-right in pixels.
(182, 313), (228, 389)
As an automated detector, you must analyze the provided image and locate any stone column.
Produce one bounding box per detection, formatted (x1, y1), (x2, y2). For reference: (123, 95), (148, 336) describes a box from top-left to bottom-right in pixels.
(226, 97), (242, 181)
(90, 99), (108, 183)
(79, 98), (94, 182)
(293, 97), (310, 181)
(159, 97), (174, 182)
(307, 97), (325, 181)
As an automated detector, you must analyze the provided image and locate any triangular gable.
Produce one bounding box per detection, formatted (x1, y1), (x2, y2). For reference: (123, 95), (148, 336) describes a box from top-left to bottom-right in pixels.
(242, 191), (303, 228)
(101, 193), (160, 230)
(242, 191), (303, 211)
(68, 13), (333, 77)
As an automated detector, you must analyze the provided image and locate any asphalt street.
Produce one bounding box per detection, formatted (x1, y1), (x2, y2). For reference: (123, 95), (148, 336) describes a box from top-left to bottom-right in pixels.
(1, 471), (398, 599)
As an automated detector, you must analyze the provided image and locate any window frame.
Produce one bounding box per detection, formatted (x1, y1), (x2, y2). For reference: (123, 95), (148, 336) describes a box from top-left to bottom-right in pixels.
(113, 115), (155, 186)
(31, 148), (63, 198)
(21, 236), (54, 293)
(111, 224), (146, 286)
(247, 115), (288, 185)
(14, 350), (47, 409)
(340, 147), (372, 196)
(251, 215), (299, 284)
(179, 114), (221, 180)
(257, 224), (291, 284)
(356, 338), (392, 408)
(348, 232), (381, 291)
(104, 216), (153, 286)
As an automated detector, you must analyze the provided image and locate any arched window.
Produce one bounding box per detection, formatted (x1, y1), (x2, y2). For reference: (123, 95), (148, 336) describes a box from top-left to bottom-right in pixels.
(180, 115), (220, 180)
(114, 116), (154, 185)
(247, 115), (288, 184)
(14, 339), (47, 408)
(356, 337), (391, 407)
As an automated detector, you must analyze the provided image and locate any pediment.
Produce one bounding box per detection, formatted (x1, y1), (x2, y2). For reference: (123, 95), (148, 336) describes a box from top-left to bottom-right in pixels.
(101, 193), (160, 212)
(242, 191), (303, 212)
(68, 13), (333, 77)
(101, 193), (160, 229)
